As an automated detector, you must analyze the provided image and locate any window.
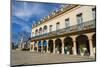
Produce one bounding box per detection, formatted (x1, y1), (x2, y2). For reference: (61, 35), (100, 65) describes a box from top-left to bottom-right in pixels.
(65, 18), (70, 27)
(49, 25), (52, 32)
(56, 22), (60, 31)
(92, 8), (96, 19)
(77, 13), (83, 24)
(77, 13), (83, 30)
(39, 28), (42, 35)
(43, 25), (47, 34)
(65, 18), (70, 32)
(35, 29), (38, 36)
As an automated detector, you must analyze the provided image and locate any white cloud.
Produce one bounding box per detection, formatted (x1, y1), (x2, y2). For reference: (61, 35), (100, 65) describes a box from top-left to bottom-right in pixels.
(13, 2), (49, 21)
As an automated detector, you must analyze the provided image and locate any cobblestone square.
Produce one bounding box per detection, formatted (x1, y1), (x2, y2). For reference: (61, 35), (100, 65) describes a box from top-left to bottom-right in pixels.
(11, 50), (95, 66)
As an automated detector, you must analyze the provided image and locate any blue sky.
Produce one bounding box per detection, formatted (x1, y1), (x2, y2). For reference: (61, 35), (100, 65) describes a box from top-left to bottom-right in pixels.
(12, 0), (66, 44)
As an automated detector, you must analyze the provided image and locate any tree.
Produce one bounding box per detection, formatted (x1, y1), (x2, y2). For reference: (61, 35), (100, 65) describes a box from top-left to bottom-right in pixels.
(11, 42), (15, 49)
(19, 31), (31, 49)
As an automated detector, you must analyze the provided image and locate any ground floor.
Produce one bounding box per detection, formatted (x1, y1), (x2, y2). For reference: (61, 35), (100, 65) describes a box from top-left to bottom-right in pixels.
(30, 32), (96, 57)
(11, 50), (95, 66)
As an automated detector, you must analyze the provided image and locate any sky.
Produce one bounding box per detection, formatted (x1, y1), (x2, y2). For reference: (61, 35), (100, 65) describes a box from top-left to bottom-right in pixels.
(12, 0), (66, 44)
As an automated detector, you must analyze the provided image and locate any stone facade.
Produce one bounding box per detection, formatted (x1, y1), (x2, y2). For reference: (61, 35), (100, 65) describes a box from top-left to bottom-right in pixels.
(30, 4), (96, 56)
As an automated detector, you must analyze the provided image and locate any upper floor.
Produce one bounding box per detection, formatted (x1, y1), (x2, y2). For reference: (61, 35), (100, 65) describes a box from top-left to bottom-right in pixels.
(31, 5), (96, 38)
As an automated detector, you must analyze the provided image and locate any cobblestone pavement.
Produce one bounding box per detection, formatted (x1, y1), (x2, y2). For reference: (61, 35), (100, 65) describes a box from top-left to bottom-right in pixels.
(11, 50), (95, 66)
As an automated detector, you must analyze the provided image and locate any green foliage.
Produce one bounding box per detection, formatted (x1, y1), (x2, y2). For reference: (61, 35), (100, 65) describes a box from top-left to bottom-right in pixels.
(22, 48), (30, 51)
(79, 44), (85, 53)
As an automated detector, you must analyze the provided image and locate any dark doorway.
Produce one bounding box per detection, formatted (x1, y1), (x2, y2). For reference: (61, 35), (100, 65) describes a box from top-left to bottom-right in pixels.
(92, 34), (96, 55)
(55, 38), (62, 54)
(34, 41), (37, 51)
(48, 40), (53, 53)
(76, 35), (90, 56)
(38, 41), (42, 52)
(64, 37), (73, 54)
(43, 40), (47, 53)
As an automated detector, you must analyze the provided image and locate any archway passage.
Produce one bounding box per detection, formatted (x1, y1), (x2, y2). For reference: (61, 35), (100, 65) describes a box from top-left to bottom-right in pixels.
(64, 37), (73, 54)
(43, 40), (47, 53)
(76, 35), (90, 56)
(34, 41), (37, 51)
(38, 41), (42, 52)
(48, 40), (53, 53)
(55, 38), (62, 54)
(92, 34), (96, 55)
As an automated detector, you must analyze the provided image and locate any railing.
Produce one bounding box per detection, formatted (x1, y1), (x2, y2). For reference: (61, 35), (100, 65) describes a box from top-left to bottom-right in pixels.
(32, 19), (95, 39)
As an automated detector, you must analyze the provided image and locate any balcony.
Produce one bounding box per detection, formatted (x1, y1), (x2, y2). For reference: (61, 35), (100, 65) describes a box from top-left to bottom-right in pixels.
(32, 19), (95, 39)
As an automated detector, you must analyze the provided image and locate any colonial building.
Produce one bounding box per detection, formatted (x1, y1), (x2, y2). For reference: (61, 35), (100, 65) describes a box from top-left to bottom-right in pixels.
(30, 4), (96, 56)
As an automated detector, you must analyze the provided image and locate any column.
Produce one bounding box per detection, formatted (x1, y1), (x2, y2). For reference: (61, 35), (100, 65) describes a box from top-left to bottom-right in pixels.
(89, 38), (94, 56)
(53, 39), (55, 53)
(32, 42), (34, 52)
(36, 41), (38, 52)
(41, 40), (43, 53)
(61, 37), (64, 54)
(86, 34), (94, 56)
(46, 40), (49, 53)
(71, 36), (77, 55)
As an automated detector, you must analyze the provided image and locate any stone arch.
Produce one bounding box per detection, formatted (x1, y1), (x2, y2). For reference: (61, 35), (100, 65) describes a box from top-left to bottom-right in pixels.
(43, 40), (47, 53)
(34, 41), (37, 51)
(48, 40), (53, 53)
(38, 41), (42, 52)
(43, 25), (48, 35)
(76, 35), (90, 56)
(39, 27), (42, 35)
(55, 38), (62, 54)
(35, 29), (38, 36)
(64, 37), (73, 54)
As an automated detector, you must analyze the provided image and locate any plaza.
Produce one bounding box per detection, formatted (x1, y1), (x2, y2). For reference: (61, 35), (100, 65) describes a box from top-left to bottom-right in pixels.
(11, 50), (95, 66)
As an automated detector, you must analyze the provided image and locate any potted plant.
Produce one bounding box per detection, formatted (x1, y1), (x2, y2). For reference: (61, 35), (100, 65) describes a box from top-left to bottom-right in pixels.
(67, 45), (71, 55)
(80, 45), (85, 56)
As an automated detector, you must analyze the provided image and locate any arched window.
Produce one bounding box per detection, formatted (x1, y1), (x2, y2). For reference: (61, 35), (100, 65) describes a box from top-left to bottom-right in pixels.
(43, 25), (47, 34)
(39, 27), (42, 35)
(32, 32), (34, 37)
(35, 29), (38, 36)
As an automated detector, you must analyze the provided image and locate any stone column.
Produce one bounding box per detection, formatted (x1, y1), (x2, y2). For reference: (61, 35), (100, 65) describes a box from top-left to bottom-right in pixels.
(53, 39), (56, 53)
(41, 40), (43, 53)
(32, 42), (34, 52)
(36, 41), (38, 52)
(46, 40), (49, 53)
(89, 38), (94, 56)
(86, 33), (94, 56)
(71, 36), (77, 55)
(61, 37), (64, 54)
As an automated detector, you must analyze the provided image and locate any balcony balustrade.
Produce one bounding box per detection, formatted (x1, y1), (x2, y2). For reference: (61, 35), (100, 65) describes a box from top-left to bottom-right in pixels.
(32, 19), (95, 39)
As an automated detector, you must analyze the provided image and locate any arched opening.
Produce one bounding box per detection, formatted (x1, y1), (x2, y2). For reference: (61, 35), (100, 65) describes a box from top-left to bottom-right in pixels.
(92, 34), (96, 55)
(34, 41), (37, 51)
(55, 38), (62, 54)
(43, 40), (47, 53)
(35, 29), (38, 36)
(43, 25), (47, 35)
(38, 41), (42, 52)
(48, 40), (53, 53)
(64, 37), (73, 55)
(39, 27), (42, 35)
(76, 35), (90, 56)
